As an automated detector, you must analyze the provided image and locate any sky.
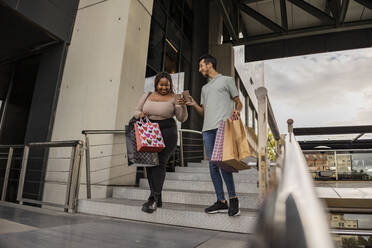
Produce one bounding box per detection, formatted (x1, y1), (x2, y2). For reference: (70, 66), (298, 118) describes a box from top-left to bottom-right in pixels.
(262, 47), (372, 140)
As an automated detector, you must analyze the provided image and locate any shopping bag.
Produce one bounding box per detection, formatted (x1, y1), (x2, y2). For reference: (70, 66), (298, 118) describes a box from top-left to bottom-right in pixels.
(222, 117), (253, 171)
(125, 117), (159, 167)
(233, 117), (257, 166)
(134, 117), (165, 152)
(211, 120), (238, 173)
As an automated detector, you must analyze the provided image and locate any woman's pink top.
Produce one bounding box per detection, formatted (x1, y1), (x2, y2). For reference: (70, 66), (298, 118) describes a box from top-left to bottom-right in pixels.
(134, 93), (188, 122)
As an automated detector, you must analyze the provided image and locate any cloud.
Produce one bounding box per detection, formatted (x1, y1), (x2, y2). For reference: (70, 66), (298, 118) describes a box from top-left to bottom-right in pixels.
(261, 47), (372, 134)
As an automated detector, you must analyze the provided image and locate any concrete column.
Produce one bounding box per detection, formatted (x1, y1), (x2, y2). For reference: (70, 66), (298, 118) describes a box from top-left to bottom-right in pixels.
(208, 0), (234, 77)
(44, 0), (153, 205)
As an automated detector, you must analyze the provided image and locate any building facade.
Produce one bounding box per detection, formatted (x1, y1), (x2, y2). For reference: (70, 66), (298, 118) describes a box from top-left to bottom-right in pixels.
(0, 0), (260, 206)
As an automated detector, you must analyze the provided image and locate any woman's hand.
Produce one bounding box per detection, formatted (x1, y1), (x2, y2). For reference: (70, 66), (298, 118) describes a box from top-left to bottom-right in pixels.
(176, 97), (187, 106)
(139, 111), (148, 118)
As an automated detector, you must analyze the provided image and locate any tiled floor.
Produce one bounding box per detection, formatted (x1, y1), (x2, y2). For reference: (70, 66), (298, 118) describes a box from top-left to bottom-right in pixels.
(0, 202), (252, 248)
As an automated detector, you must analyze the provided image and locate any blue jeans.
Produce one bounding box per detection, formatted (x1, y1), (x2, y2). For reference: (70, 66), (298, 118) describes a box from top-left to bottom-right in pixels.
(202, 129), (236, 201)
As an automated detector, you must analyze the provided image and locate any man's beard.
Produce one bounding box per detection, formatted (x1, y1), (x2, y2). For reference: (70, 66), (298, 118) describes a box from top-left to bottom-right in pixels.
(202, 69), (209, 78)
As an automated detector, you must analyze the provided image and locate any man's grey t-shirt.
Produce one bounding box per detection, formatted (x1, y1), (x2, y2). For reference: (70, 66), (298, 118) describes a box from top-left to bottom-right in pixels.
(200, 74), (239, 132)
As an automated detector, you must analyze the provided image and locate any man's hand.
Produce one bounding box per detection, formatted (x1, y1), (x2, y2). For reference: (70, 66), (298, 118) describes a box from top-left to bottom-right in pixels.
(186, 96), (197, 107)
(186, 96), (204, 117)
(232, 109), (241, 120)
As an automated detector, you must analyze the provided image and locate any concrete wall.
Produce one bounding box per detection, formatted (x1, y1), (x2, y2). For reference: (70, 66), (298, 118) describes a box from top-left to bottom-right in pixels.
(43, 0), (153, 205)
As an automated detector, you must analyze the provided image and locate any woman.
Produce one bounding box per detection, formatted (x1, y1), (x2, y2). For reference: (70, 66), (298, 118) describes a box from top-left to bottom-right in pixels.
(134, 72), (188, 213)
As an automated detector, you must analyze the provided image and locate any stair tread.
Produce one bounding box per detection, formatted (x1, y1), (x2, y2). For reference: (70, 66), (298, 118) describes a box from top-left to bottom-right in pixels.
(113, 186), (258, 196)
(141, 178), (257, 183)
(83, 198), (258, 213)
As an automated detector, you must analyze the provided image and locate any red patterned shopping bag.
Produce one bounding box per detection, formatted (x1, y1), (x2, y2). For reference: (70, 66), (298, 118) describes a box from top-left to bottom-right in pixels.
(134, 117), (165, 152)
(211, 120), (238, 173)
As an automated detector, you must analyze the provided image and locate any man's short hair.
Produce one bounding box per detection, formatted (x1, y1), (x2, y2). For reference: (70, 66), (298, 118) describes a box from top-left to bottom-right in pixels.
(199, 54), (217, 70)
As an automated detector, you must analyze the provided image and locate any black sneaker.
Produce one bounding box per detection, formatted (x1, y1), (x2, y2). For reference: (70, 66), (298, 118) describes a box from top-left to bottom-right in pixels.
(141, 198), (157, 213)
(228, 197), (240, 216)
(205, 201), (228, 214)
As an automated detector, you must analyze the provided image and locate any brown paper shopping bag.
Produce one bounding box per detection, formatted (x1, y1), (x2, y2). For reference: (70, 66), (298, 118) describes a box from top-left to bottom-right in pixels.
(234, 118), (257, 167)
(222, 117), (255, 171)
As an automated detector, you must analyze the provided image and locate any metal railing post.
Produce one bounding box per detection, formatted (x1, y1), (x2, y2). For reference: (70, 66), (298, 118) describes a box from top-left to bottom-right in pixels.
(1, 147), (13, 201)
(179, 130), (184, 167)
(17, 146), (30, 204)
(84, 134), (92, 199)
(203, 146), (207, 161)
(69, 143), (82, 213)
(287, 119), (294, 142)
(69, 142), (83, 212)
(64, 146), (76, 212)
(256, 87), (269, 201)
(334, 151), (338, 181)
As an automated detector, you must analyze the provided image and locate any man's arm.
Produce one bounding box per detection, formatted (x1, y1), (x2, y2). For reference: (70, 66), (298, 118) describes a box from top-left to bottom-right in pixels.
(186, 97), (204, 117)
(233, 96), (242, 115)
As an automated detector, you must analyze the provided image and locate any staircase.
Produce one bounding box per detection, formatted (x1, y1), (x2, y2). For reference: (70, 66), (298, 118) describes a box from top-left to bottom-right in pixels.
(78, 161), (259, 233)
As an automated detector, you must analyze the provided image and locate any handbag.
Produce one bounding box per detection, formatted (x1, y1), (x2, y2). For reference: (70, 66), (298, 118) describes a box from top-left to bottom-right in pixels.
(134, 117), (165, 152)
(125, 117), (159, 167)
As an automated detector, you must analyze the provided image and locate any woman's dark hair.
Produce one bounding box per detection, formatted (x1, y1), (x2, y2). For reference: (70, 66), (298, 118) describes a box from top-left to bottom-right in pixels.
(154, 71), (174, 93)
(199, 54), (217, 69)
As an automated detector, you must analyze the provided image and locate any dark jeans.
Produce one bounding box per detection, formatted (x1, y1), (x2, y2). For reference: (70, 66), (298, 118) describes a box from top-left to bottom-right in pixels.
(146, 118), (177, 199)
(203, 128), (236, 201)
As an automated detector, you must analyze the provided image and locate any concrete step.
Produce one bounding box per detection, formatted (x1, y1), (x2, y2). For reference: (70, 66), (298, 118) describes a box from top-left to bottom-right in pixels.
(139, 178), (259, 194)
(112, 187), (260, 209)
(78, 198), (257, 233)
(187, 162), (209, 167)
(166, 172), (257, 183)
(176, 166), (259, 175)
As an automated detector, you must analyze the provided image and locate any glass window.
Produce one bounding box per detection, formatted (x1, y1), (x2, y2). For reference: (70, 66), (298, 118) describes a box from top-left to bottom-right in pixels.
(164, 39), (179, 74)
(146, 65), (157, 78)
(180, 55), (191, 90)
(152, 1), (167, 29)
(156, 0), (170, 11)
(147, 21), (165, 72)
(169, 0), (182, 28)
(181, 37), (192, 62)
(167, 18), (182, 51)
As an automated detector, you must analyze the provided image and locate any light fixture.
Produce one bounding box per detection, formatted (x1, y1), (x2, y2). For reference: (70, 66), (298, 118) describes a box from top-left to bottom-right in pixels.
(314, 146), (331, 149)
(165, 38), (178, 53)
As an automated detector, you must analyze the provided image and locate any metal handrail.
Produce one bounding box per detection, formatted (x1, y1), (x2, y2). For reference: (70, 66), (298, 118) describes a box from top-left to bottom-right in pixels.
(303, 148), (372, 152)
(179, 129), (202, 135)
(178, 129), (206, 167)
(82, 130), (125, 135)
(330, 229), (372, 236)
(82, 129), (126, 199)
(252, 120), (334, 247)
(0, 144), (25, 149)
(16, 140), (83, 213)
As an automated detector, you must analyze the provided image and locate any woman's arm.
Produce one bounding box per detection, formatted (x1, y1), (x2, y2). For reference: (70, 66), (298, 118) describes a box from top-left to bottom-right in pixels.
(174, 98), (188, 122)
(133, 93), (149, 119)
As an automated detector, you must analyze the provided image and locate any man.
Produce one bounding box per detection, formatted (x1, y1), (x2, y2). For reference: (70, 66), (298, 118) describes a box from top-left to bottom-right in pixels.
(187, 54), (242, 217)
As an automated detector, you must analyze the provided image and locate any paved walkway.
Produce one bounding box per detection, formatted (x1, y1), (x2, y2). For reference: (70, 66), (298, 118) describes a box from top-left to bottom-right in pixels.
(0, 202), (252, 248)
